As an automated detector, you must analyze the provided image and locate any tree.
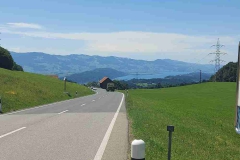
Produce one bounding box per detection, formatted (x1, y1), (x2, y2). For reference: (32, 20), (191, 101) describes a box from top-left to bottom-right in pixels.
(12, 62), (24, 71)
(113, 80), (128, 90)
(0, 47), (14, 70)
(0, 47), (24, 71)
(86, 81), (99, 87)
(209, 62), (237, 82)
(156, 82), (163, 88)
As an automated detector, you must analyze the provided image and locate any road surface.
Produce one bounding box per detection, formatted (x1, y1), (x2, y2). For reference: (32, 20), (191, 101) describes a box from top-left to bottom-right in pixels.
(0, 89), (128, 160)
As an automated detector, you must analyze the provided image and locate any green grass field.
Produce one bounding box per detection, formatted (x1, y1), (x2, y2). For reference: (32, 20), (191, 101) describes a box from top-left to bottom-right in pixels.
(0, 68), (94, 113)
(125, 82), (240, 160)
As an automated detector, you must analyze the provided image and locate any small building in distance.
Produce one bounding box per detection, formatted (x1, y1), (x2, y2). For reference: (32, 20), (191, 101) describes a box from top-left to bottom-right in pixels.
(99, 77), (113, 89)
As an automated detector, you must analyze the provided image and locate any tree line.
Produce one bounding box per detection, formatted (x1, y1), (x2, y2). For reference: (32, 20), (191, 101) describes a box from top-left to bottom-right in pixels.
(85, 78), (210, 90)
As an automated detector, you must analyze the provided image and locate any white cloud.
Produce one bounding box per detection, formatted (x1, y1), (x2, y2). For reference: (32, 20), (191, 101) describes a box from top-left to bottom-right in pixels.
(7, 23), (43, 29)
(0, 25), (238, 63)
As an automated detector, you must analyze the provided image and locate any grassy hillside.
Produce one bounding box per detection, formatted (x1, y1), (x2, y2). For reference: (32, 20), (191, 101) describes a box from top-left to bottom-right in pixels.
(0, 68), (94, 113)
(125, 83), (240, 160)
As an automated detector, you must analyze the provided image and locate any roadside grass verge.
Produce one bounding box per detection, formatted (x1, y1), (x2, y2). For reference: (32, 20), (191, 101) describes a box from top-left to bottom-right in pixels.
(0, 68), (94, 113)
(124, 82), (240, 160)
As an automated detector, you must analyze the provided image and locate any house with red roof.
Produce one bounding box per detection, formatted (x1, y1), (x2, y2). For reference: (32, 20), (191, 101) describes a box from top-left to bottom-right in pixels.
(99, 77), (113, 89)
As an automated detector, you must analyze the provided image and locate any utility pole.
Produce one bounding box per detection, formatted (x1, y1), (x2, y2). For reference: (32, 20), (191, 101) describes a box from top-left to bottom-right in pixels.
(136, 72), (139, 89)
(209, 38), (227, 82)
(200, 70), (202, 83)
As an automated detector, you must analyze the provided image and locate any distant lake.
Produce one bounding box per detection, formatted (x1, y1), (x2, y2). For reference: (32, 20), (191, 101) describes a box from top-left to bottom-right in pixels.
(114, 72), (191, 81)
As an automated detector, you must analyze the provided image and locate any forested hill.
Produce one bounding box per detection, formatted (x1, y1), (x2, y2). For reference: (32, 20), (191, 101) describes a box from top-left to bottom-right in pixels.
(209, 62), (237, 82)
(66, 68), (127, 84)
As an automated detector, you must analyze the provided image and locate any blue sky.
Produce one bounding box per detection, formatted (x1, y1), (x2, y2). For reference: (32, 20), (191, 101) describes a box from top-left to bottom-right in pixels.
(0, 0), (239, 64)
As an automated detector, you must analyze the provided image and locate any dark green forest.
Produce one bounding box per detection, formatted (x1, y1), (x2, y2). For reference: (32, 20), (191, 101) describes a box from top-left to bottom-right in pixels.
(0, 47), (23, 71)
(209, 62), (237, 82)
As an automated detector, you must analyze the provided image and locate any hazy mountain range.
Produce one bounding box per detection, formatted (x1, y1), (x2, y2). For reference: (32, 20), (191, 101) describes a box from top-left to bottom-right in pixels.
(11, 52), (214, 76)
(65, 68), (127, 84)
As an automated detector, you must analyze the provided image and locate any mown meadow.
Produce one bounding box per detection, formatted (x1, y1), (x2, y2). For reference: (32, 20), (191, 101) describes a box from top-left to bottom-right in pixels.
(125, 82), (240, 160)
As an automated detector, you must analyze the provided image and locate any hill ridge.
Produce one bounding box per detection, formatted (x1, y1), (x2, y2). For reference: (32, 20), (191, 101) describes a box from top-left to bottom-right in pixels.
(11, 51), (214, 76)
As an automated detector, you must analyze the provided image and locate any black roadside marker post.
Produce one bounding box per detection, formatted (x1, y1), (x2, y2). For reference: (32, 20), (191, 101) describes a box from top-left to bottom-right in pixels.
(167, 125), (174, 160)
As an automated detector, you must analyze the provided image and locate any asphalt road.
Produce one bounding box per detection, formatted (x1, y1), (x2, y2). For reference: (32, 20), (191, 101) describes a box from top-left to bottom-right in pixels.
(0, 89), (128, 160)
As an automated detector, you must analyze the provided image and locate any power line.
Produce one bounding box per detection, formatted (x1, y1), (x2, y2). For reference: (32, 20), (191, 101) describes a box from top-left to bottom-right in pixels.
(195, 54), (210, 64)
(208, 38), (227, 82)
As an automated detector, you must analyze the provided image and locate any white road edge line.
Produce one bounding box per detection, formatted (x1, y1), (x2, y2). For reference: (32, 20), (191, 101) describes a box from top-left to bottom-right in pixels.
(94, 93), (124, 160)
(58, 110), (68, 115)
(1, 90), (98, 116)
(81, 104), (86, 106)
(1, 98), (75, 116)
(0, 127), (26, 139)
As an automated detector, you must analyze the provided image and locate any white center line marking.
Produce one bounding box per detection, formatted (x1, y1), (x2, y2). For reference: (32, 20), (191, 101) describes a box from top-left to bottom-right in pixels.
(92, 100), (95, 102)
(94, 93), (125, 160)
(0, 127), (26, 139)
(58, 110), (68, 114)
(81, 104), (86, 106)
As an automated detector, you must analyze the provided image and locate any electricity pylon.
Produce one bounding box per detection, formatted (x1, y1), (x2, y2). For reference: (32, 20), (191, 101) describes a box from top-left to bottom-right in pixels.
(209, 38), (227, 81)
